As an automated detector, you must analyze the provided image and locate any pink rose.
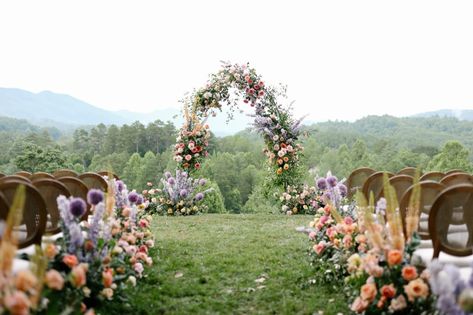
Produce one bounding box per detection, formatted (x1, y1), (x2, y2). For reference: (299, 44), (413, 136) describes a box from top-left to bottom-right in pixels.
(185, 155), (192, 161)
(313, 242), (325, 255)
(308, 231), (316, 240)
(344, 217), (354, 225)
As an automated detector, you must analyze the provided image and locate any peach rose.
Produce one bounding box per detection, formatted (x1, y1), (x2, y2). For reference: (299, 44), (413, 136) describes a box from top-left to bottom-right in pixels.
(387, 249), (403, 266)
(14, 270), (38, 292)
(70, 265), (87, 288)
(102, 269), (113, 288)
(404, 278), (429, 302)
(313, 242), (325, 255)
(121, 207), (131, 217)
(44, 243), (57, 259)
(45, 269), (65, 290)
(360, 283), (377, 302)
(389, 294), (407, 311)
(351, 297), (368, 313)
(402, 265), (418, 281)
(63, 254), (79, 268)
(381, 284), (396, 298)
(4, 291), (30, 315)
(101, 288), (114, 300)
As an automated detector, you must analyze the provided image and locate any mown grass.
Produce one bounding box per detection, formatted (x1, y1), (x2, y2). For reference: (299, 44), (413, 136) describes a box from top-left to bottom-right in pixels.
(99, 214), (349, 315)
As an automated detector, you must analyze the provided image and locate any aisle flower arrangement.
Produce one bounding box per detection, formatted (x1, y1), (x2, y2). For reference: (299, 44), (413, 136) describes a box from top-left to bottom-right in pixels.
(314, 173), (348, 209)
(173, 106), (210, 172)
(145, 170), (213, 216)
(42, 181), (154, 313)
(0, 186), (47, 315)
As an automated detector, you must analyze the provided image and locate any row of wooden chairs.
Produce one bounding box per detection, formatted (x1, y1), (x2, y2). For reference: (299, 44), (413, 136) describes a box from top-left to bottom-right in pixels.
(0, 170), (118, 250)
(347, 167), (473, 201)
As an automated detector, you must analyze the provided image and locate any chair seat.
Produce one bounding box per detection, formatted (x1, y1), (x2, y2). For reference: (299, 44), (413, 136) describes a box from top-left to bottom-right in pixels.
(413, 248), (473, 267)
(418, 239), (432, 249)
(16, 244), (35, 256)
(12, 259), (31, 274)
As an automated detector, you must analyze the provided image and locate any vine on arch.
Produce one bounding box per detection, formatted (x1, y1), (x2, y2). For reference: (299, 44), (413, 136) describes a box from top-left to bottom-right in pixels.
(173, 61), (305, 189)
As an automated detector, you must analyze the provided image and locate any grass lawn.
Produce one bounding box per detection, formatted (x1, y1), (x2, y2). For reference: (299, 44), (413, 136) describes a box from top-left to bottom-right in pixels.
(100, 214), (349, 315)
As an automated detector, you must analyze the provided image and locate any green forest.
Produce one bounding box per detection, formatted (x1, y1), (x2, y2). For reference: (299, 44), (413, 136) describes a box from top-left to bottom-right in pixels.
(1, 115), (472, 213)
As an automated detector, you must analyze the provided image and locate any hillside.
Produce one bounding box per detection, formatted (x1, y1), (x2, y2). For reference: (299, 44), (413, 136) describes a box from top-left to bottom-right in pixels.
(415, 109), (473, 121)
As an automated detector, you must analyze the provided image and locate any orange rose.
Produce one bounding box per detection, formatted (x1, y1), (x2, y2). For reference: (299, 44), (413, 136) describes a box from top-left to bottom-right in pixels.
(70, 264), (87, 288)
(381, 284), (396, 298)
(402, 265), (418, 281)
(45, 269), (65, 290)
(102, 269), (114, 288)
(360, 283), (377, 302)
(44, 243), (57, 259)
(63, 254), (79, 268)
(404, 278), (429, 302)
(276, 168), (283, 175)
(387, 249), (403, 266)
(14, 270), (38, 291)
(4, 291), (30, 315)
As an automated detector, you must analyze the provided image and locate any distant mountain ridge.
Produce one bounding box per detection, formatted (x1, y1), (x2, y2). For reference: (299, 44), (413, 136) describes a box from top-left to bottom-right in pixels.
(414, 109), (473, 121)
(0, 87), (253, 135)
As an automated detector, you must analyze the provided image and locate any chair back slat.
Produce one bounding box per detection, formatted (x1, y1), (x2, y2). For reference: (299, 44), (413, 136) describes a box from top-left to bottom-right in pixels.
(57, 176), (91, 220)
(78, 172), (108, 191)
(429, 185), (473, 258)
(440, 173), (473, 187)
(0, 181), (47, 249)
(398, 167), (417, 177)
(362, 171), (394, 201)
(15, 171), (32, 178)
(399, 181), (445, 240)
(30, 172), (55, 181)
(53, 169), (78, 178)
(32, 178), (72, 234)
(420, 171), (444, 182)
(346, 167), (376, 199)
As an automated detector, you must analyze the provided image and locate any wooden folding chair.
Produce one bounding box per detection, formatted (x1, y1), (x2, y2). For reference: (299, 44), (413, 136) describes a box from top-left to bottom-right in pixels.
(346, 167), (376, 199)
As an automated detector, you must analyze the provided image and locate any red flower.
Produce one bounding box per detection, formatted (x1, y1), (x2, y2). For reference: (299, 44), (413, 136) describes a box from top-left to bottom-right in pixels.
(195, 146), (202, 152)
(191, 147), (198, 153)
(195, 163), (201, 169)
(258, 90), (264, 97)
(248, 88), (255, 95)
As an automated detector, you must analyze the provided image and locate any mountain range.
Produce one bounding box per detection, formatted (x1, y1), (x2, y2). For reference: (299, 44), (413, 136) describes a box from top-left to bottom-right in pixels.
(0, 87), (472, 135)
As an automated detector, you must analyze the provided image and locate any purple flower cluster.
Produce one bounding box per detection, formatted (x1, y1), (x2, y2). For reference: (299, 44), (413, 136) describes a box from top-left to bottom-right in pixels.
(429, 260), (473, 314)
(57, 195), (85, 255)
(315, 172), (348, 209)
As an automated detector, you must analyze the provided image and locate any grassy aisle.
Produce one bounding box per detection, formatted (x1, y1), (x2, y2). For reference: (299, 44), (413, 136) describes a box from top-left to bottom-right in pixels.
(101, 214), (348, 315)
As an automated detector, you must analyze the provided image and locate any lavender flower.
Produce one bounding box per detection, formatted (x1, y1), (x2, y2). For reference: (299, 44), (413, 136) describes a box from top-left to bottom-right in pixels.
(87, 189), (104, 206)
(168, 177), (176, 185)
(89, 202), (105, 249)
(338, 184), (347, 197)
(68, 223), (84, 254)
(128, 192), (139, 204)
(180, 189), (188, 198)
(199, 179), (207, 186)
(195, 193), (204, 201)
(116, 180), (125, 192)
(316, 178), (328, 190)
(70, 198), (86, 217)
(326, 176), (338, 188)
(136, 195), (143, 205)
(164, 171), (172, 179)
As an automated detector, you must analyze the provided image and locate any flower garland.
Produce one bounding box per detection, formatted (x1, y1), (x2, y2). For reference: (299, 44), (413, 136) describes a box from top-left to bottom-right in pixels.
(175, 61), (305, 189)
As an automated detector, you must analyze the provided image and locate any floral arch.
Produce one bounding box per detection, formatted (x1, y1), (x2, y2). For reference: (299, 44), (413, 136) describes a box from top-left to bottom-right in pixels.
(173, 61), (305, 189)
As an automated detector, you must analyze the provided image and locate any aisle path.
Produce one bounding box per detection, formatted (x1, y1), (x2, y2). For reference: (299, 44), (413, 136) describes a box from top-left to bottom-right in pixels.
(102, 214), (348, 315)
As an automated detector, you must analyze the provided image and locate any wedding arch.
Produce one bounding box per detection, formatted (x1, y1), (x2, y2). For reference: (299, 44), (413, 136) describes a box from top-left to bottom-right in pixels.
(173, 61), (305, 189)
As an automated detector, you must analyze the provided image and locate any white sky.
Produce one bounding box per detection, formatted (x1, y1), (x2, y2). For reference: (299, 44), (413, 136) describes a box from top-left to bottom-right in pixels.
(1, 0), (473, 121)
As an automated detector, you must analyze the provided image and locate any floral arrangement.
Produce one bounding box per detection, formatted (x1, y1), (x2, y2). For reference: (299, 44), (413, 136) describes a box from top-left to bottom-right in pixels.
(314, 173), (348, 209)
(173, 106), (210, 171)
(307, 203), (365, 286)
(0, 186), (47, 315)
(346, 175), (435, 314)
(39, 179), (154, 313)
(145, 170), (212, 216)
(175, 61), (306, 189)
(428, 260), (473, 315)
(280, 184), (319, 215)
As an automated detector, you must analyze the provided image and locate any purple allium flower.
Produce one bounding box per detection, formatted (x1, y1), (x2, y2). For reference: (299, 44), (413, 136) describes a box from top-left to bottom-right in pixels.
(316, 178), (328, 190)
(199, 179), (207, 186)
(168, 177), (176, 185)
(136, 195), (143, 205)
(338, 184), (347, 197)
(128, 192), (139, 204)
(327, 176), (338, 188)
(180, 189), (188, 198)
(87, 189), (104, 206)
(181, 172), (188, 178)
(195, 193), (204, 201)
(69, 198), (86, 217)
(116, 180), (125, 192)
(164, 171), (172, 179)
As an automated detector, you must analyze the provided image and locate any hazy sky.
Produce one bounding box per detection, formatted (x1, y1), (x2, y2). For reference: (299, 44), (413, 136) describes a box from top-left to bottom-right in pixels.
(1, 0), (473, 121)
